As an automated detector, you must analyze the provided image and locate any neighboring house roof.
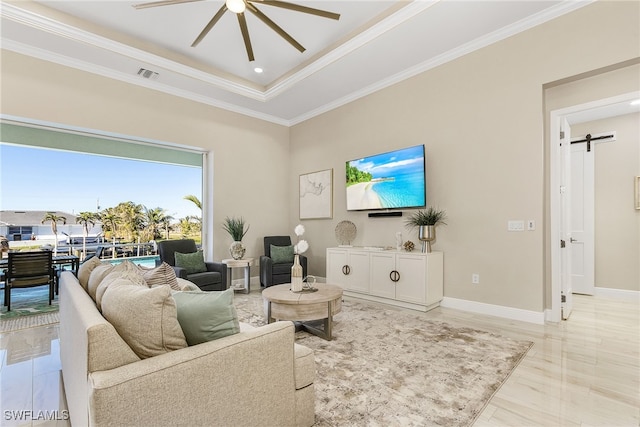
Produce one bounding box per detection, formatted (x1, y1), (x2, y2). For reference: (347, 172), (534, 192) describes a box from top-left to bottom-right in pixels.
(0, 210), (78, 226)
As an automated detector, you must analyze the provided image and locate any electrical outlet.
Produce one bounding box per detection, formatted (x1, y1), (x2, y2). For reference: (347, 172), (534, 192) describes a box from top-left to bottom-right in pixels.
(508, 220), (524, 231)
(527, 220), (535, 231)
(472, 274), (480, 285)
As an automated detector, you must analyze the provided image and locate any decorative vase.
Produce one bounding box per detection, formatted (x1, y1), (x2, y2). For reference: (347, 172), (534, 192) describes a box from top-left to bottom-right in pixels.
(229, 241), (245, 260)
(291, 254), (303, 292)
(418, 225), (436, 253)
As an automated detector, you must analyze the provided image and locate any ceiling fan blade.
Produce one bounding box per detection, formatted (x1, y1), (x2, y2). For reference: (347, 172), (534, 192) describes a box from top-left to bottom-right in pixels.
(191, 4), (228, 47)
(252, 0), (340, 20)
(132, 0), (204, 10)
(246, 3), (305, 53)
(237, 13), (255, 62)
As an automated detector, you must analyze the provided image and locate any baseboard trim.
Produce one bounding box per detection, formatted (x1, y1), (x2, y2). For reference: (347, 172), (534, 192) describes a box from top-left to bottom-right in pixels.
(246, 276), (328, 289)
(343, 291), (436, 312)
(594, 287), (640, 301)
(440, 297), (545, 325)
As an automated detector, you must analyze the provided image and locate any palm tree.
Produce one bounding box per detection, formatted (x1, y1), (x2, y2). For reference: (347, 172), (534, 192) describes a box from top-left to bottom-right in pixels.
(115, 201), (144, 242)
(41, 212), (67, 255)
(179, 217), (195, 238)
(160, 214), (175, 240)
(183, 195), (202, 226)
(183, 194), (202, 211)
(144, 207), (168, 241)
(100, 208), (120, 258)
(76, 211), (97, 261)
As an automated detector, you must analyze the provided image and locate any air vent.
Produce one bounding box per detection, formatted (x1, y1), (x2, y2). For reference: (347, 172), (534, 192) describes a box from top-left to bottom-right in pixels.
(137, 68), (159, 80)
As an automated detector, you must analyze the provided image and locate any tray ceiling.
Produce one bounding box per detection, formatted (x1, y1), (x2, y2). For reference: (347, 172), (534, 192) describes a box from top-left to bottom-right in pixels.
(1, 0), (592, 125)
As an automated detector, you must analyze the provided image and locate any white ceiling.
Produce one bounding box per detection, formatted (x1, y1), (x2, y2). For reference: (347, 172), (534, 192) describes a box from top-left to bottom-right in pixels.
(1, 0), (594, 126)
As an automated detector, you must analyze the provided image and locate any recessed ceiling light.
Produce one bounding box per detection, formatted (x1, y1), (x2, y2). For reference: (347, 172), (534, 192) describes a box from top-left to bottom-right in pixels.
(630, 99), (640, 106)
(254, 67), (263, 73)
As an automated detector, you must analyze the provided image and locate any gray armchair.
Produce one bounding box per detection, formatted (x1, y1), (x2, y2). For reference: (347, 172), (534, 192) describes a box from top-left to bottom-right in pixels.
(156, 239), (227, 291)
(260, 236), (307, 288)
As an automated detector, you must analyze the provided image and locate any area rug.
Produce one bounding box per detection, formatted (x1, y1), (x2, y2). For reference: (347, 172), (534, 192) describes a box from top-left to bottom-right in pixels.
(233, 291), (532, 427)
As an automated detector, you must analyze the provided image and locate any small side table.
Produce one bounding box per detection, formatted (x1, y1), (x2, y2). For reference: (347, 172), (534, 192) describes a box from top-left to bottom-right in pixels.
(221, 258), (254, 294)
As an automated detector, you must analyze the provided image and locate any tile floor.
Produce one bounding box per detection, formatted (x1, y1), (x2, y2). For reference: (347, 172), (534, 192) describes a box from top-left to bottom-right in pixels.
(0, 293), (638, 426)
(0, 324), (69, 426)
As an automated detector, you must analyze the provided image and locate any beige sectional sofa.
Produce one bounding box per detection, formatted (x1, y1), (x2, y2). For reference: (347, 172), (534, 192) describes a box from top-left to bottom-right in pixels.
(58, 269), (316, 427)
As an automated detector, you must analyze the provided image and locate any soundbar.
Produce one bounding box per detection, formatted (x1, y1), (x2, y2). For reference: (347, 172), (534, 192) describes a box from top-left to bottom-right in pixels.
(368, 211), (402, 218)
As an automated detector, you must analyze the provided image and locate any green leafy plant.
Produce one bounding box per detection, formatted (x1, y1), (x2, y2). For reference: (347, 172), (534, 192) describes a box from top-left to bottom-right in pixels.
(222, 216), (249, 241)
(405, 207), (447, 228)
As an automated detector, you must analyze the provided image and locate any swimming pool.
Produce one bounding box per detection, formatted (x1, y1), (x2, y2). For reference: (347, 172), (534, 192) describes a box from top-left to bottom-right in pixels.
(107, 255), (159, 268)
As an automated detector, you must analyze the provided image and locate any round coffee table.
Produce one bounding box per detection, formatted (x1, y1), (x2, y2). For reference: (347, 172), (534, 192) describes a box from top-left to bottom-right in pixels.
(262, 283), (343, 341)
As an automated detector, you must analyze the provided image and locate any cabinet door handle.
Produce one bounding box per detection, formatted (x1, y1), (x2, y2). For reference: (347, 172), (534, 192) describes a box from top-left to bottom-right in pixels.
(342, 265), (351, 275)
(389, 270), (400, 282)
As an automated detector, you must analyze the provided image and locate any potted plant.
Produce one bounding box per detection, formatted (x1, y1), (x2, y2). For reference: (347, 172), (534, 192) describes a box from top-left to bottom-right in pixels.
(405, 207), (447, 253)
(222, 216), (249, 259)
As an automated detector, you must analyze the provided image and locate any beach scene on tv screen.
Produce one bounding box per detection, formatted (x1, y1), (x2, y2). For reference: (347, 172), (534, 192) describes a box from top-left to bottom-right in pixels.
(346, 145), (425, 210)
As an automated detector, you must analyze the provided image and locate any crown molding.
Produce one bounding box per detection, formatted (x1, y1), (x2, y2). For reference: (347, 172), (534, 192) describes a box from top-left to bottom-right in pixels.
(289, 0), (595, 125)
(0, 2), (266, 101)
(1, 39), (291, 127)
(2, 0), (443, 104)
(264, 0), (440, 100)
(2, 0), (594, 127)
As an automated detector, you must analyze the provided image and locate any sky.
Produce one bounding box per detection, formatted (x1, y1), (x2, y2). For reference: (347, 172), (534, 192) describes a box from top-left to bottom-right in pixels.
(0, 144), (202, 220)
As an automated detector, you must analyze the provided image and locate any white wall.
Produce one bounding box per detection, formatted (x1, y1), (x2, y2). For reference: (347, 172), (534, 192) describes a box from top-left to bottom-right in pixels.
(544, 64), (640, 303)
(572, 113), (640, 291)
(290, 1), (640, 313)
(1, 1), (638, 314)
(0, 51), (291, 271)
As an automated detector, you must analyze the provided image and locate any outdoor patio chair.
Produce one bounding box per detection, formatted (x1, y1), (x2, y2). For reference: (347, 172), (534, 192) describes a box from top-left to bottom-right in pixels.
(4, 251), (55, 311)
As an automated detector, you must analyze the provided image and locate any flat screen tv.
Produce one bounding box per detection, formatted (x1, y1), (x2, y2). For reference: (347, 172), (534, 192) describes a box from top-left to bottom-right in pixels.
(346, 144), (426, 211)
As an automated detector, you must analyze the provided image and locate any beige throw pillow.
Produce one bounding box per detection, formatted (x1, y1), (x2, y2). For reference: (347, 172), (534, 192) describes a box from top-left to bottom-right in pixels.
(176, 278), (201, 292)
(77, 256), (103, 291)
(95, 261), (147, 311)
(137, 262), (180, 291)
(101, 279), (188, 359)
(87, 263), (115, 301)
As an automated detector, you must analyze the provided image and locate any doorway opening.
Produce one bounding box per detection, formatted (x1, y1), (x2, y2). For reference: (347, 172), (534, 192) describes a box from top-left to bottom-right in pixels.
(549, 91), (640, 322)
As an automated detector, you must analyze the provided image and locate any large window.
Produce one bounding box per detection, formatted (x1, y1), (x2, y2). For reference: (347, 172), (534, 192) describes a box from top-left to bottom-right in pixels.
(0, 120), (206, 244)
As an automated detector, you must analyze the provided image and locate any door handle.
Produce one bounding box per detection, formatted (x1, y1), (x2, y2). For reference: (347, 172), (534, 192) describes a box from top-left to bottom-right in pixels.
(570, 237), (579, 243)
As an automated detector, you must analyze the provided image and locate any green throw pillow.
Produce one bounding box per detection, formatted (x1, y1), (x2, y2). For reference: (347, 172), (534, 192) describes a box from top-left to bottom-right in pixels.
(174, 251), (207, 274)
(270, 245), (294, 264)
(173, 288), (240, 345)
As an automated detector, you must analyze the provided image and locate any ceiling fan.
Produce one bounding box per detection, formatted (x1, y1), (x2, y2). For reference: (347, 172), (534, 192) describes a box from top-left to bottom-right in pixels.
(132, 0), (340, 62)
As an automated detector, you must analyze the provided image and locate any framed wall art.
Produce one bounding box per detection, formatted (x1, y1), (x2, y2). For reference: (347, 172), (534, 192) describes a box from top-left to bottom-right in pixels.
(299, 169), (333, 219)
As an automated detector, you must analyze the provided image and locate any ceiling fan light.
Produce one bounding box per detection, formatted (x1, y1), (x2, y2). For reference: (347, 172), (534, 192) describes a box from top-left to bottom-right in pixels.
(226, 0), (246, 14)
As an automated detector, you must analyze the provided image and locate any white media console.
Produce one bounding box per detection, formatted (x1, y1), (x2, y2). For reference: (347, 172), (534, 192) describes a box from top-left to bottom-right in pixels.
(326, 247), (443, 312)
